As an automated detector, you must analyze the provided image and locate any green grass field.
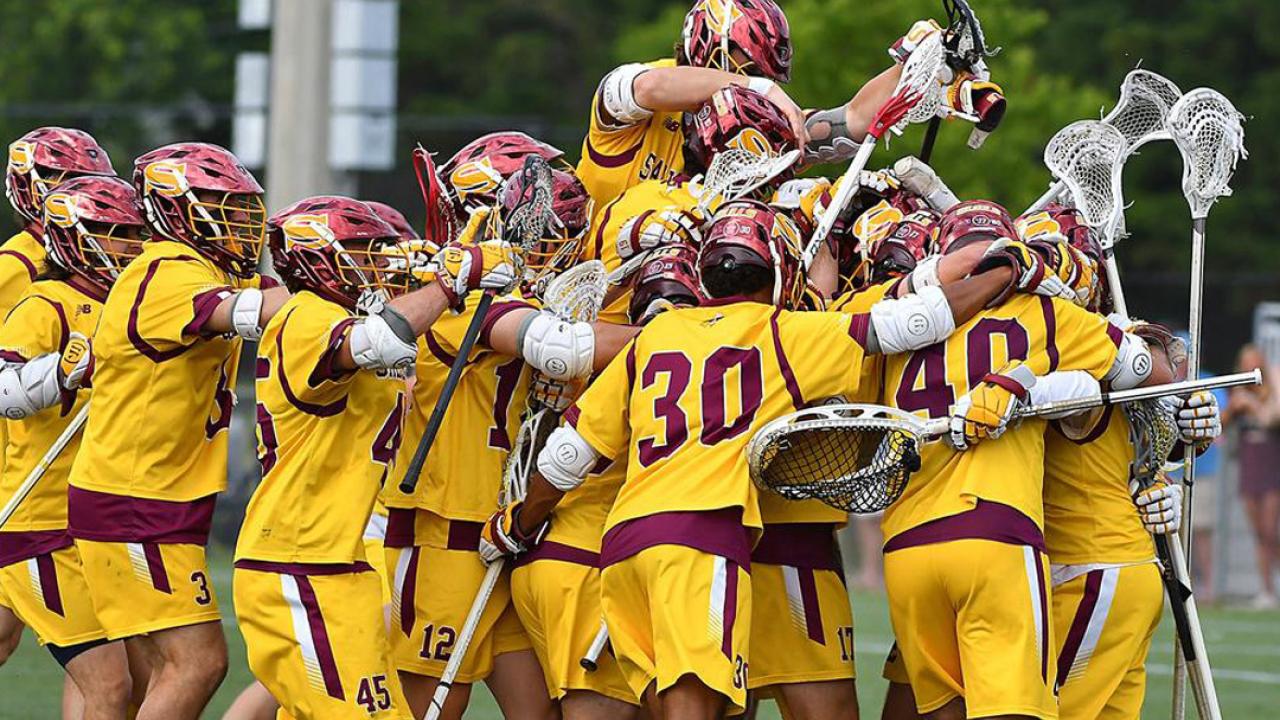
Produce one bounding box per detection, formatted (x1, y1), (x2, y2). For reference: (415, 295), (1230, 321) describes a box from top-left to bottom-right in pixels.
(2, 550), (1277, 719)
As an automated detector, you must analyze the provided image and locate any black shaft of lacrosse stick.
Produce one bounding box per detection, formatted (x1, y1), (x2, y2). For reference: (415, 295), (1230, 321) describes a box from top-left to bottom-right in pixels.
(399, 291), (495, 494)
(919, 117), (942, 163)
(1154, 533), (1198, 661)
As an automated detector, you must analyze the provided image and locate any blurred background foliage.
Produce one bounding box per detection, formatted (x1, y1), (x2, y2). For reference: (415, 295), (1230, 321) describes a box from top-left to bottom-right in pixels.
(0, 0), (1272, 368)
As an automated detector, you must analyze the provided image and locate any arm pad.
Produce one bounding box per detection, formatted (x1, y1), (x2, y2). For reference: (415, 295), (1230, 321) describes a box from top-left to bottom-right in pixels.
(518, 311), (595, 381)
(230, 288), (265, 340)
(866, 285), (955, 354)
(349, 306), (418, 371)
(1104, 332), (1153, 390)
(537, 425), (601, 492)
(0, 354), (62, 419)
(600, 63), (654, 127)
(1027, 370), (1101, 418)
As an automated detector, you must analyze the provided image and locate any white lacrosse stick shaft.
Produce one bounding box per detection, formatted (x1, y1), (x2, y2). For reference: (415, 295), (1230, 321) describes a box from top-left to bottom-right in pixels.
(580, 620), (610, 671)
(1166, 529), (1221, 720)
(422, 559), (503, 720)
(0, 403), (89, 531)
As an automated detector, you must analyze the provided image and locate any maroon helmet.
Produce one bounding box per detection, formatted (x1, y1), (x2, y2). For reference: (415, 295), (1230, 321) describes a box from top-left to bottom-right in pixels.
(269, 196), (419, 310)
(440, 132), (566, 218)
(869, 209), (940, 283)
(42, 176), (146, 299)
(679, 0), (792, 82)
(629, 242), (703, 324)
(6, 127), (114, 224)
(936, 199), (1017, 255)
(134, 143), (266, 278)
(699, 199), (804, 307)
(365, 200), (419, 241)
(683, 85), (798, 180)
(498, 169), (591, 294)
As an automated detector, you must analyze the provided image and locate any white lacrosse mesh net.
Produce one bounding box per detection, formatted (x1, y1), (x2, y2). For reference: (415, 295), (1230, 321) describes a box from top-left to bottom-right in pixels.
(541, 259), (606, 323)
(1044, 120), (1126, 230)
(892, 31), (947, 134)
(1168, 88), (1248, 218)
(1123, 399), (1180, 487)
(701, 148), (799, 208)
(502, 156), (556, 252)
(1104, 70), (1183, 150)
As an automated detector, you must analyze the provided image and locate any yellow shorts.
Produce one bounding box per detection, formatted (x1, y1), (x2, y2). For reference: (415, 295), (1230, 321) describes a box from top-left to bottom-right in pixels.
(884, 539), (1056, 719)
(385, 543), (530, 683)
(75, 539), (221, 640)
(234, 566), (410, 719)
(600, 545), (751, 712)
(747, 563), (855, 689)
(363, 537), (391, 608)
(0, 544), (107, 646)
(1053, 562), (1162, 720)
(881, 640), (911, 685)
(510, 552), (636, 704)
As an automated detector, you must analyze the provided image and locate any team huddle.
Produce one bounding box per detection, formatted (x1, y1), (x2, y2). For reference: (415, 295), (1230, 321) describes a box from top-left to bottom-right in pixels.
(0, 2), (1230, 720)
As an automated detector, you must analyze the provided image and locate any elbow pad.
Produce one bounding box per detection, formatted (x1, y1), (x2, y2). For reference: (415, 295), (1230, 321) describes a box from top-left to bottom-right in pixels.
(230, 288), (265, 340)
(600, 63), (653, 126)
(518, 311), (595, 381)
(0, 354), (63, 419)
(1105, 333), (1153, 390)
(1027, 371), (1101, 418)
(349, 306), (418, 371)
(537, 425), (601, 492)
(867, 285), (955, 354)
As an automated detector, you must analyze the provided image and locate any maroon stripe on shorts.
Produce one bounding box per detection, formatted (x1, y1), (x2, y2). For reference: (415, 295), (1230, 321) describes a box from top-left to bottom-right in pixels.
(35, 553), (64, 616)
(721, 560), (739, 659)
(446, 520), (483, 551)
(770, 308), (805, 410)
(294, 575), (345, 701)
(1055, 569), (1103, 689)
(233, 559), (372, 576)
(1033, 548), (1050, 683)
(143, 543), (172, 594)
(512, 540), (600, 569)
(0, 530), (72, 568)
(796, 567), (825, 644)
(400, 547), (420, 637)
(384, 509), (417, 549)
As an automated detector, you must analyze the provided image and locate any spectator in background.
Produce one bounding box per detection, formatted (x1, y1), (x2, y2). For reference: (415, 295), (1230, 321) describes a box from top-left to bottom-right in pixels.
(1225, 344), (1280, 609)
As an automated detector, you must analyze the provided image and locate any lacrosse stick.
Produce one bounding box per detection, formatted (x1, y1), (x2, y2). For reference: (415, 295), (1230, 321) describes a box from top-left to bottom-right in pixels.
(0, 404), (89, 531)
(748, 372), (1259, 514)
(803, 31), (947, 270)
(1167, 87), (1246, 720)
(1042, 120), (1131, 315)
(1123, 400), (1221, 720)
(412, 145), (458, 246)
(399, 155), (555, 494)
(580, 620), (610, 671)
(919, 0), (999, 162)
(1026, 69), (1183, 214)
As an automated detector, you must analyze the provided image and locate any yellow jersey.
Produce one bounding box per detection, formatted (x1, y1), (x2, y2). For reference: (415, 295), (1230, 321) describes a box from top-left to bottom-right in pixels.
(879, 295), (1122, 542)
(1043, 408), (1155, 565)
(577, 59), (686, 217)
(236, 292), (407, 566)
(382, 290), (532, 522)
(0, 228), (46, 482)
(0, 281), (100, 533)
(68, 240), (257, 507)
(569, 299), (871, 535)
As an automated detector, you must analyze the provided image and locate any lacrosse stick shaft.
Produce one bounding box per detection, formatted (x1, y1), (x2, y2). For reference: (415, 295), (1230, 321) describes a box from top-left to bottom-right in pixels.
(0, 404), (89, 531)
(421, 558), (503, 720)
(400, 292), (495, 493)
(1024, 181), (1065, 216)
(919, 117), (941, 164)
(1103, 250), (1129, 318)
(580, 621), (610, 671)
(803, 138), (876, 269)
(1158, 531), (1222, 720)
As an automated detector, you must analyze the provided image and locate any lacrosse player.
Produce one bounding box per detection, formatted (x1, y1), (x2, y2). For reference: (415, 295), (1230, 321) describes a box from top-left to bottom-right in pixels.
(439, 132), (570, 226)
(0, 176), (144, 719)
(62, 143), (287, 718)
(874, 200), (1183, 720)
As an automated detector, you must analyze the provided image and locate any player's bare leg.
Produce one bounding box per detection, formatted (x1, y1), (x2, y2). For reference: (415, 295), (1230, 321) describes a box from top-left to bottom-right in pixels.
(221, 680), (279, 720)
(62, 674), (83, 720)
(561, 689), (640, 720)
(879, 682), (920, 720)
(399, 672), (472, 720)
(130, 621), (228, 720)
(63, 640), (131, 720)
(770, 680), (859, 720)
(486, 649), (559, 719)
(654, 674), (725, 720)
(0, 605), (23, 664)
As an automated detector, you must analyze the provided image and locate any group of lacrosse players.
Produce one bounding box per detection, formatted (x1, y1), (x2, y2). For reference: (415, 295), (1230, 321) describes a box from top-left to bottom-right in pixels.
(0, 1), (1246, 719)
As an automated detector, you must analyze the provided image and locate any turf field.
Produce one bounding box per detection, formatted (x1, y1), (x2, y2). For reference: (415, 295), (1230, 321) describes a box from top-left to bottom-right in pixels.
(1, 549), (1277, 719)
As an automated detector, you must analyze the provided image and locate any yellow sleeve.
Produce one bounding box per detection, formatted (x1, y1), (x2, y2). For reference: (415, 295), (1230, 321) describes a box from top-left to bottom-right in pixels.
(565, 337), (635, 458)
(775, 310), (870, 404)
(1048, 298), (1122, 380)
(129, 256), (234, 352)
(0, 294), (66, 361)
(271, 303), (359, 407)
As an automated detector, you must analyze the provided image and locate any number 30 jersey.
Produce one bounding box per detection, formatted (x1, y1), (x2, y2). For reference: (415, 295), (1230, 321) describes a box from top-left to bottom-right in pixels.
(236, 291), (407, 566)
(568, 298), (871, 534)
(879, 295), (1122, 541)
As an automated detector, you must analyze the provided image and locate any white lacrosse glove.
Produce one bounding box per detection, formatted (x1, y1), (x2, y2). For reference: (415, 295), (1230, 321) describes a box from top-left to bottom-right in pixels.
(948, 362), (1035, 450)
(529, 373), (584, 412)
(616, 207), (706, 261)
(1129, 478), (1183, 535)
(479, 502), (550, 565)
(858, 169), (901, 195)
(1168, 391), (1222, 443)
(888, 19), (943, 65)
(975, 238), (1076, 303)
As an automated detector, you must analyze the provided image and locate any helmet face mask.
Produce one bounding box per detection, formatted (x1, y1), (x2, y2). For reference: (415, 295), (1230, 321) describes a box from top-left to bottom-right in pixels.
(184, 190), (267, 276)
(680, 0), (792, 83)
(42, 176), (146, 297)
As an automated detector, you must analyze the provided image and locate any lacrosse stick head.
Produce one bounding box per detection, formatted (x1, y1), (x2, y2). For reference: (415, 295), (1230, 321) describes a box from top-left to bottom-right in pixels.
(1123, 399), (1180, 488)
(941, 0), (994, 69)
(748, 404), (927, 514)
(1167, 88), (1247, 220)
(541, 259), (607, 322)
(496, 155), (555, 264)
(1044, 120), (1126, 239)
(699, 147), (802, 211)
(1103, 69), (1183, 152)
(682, 85), (798, 176)
(875, 32), (946, 139)
(411, 146), (458, 247)
(501, 407), (561, 505)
